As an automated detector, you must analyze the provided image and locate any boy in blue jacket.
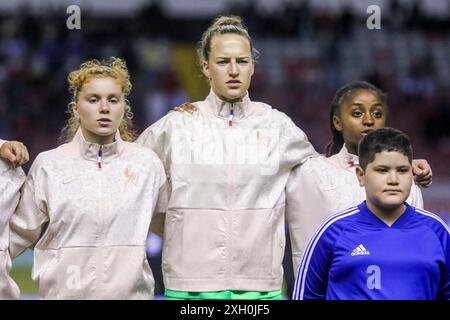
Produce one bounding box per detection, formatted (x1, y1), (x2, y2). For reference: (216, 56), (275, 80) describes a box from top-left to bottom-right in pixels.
(293, 127), (449, 300)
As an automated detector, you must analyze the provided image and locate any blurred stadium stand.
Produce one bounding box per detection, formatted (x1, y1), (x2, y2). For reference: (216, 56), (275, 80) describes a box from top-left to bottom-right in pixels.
(1, 0), (449, 299)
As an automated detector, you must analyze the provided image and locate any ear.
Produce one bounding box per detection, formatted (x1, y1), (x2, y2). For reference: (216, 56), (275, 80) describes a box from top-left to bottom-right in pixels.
(333, 115), (342, 132)
(71, 102), (80, 118)
(355, 166), (365, 187)
(202, 60), (210, 79)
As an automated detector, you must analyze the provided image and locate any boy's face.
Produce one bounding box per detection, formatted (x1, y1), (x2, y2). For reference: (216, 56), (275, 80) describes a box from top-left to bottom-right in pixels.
(356, 150), (413, 211)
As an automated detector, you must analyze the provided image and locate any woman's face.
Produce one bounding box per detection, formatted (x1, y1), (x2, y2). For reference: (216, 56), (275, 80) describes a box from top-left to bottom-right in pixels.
(202, 33), (254, 103)
(74, 76), (125, 144)
(334, 89), (387, 155)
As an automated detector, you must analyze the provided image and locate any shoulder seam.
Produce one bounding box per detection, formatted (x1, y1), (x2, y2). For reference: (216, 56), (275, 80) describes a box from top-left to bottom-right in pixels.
(415, 208), (450, 234)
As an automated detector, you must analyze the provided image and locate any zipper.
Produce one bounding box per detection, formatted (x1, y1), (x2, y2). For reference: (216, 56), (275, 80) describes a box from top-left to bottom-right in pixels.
(97, 145), (103, 169)
(95, 145), (105, 242)
(98, 145), (108, 240)
(228, 104), (234, 127)
(98, 144), (107, 290)
(227, 103), (235, 284)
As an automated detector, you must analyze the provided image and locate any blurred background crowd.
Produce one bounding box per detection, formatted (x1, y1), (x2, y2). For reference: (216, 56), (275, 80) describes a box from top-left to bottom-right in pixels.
(1, 0), (449, 298)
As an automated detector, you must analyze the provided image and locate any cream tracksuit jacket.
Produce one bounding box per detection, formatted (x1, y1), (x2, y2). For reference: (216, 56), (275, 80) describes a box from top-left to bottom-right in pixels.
(0, 159), (24, 299)
(286, 145), (424, 273)
(9, 129), (168, 299)
(137, 90), (317, 292)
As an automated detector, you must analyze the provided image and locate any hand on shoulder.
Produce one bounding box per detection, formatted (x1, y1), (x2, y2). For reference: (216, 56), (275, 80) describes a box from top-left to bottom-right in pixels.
(0, 140), (29, 167)
(172, 102), (197, 114)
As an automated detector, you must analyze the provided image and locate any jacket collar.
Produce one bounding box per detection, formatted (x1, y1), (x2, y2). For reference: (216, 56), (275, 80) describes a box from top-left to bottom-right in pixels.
(358, 201), (414, 228)
(336, 145), (359, 168)
(73, 128), (123, 163)
(203, 89), (251, 119)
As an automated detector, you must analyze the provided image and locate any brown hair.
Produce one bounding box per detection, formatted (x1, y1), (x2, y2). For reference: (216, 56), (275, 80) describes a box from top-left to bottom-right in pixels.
(59, 57), (136, 144)
(197, 15), (259, 65)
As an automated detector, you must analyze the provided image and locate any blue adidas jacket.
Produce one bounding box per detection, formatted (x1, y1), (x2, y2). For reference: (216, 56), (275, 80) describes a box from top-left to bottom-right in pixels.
(292, 201), (450, 300)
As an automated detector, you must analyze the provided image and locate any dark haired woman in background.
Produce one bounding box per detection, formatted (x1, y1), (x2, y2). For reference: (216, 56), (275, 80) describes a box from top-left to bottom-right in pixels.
(286, 80), (430, 274)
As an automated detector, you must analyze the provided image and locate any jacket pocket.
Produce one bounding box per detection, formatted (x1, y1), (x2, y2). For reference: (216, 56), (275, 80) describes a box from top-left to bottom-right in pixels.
(162, 208), (227, 278)
(231, 207), (284, 279)
(33, 249), (60, 299)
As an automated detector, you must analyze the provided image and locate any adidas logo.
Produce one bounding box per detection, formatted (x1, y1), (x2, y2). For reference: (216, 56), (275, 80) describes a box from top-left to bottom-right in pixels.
(350, 244), (370, 256)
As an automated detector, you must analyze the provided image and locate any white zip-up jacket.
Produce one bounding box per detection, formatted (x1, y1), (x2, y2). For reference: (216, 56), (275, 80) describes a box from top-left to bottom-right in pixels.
(0, 159), (24, 299)
(137, 90), (317, 292)
(9, 129), (168, 299)
(286, 145), (424, 273)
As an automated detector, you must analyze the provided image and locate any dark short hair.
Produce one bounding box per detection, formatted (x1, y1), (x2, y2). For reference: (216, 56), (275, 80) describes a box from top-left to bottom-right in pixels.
(358, 127), (413, 170)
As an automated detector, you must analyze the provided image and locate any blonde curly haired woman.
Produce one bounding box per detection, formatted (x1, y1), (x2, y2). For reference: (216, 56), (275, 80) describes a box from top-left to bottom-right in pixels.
(9, 57), (168, 299)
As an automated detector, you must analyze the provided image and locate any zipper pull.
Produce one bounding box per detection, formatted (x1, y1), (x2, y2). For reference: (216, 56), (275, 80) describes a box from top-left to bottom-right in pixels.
(97, 145), (103, 169)
(228, 108), (234, 127)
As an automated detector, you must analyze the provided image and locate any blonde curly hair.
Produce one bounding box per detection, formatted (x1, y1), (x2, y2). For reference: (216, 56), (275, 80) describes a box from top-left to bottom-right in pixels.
(59, 57), (136, 144)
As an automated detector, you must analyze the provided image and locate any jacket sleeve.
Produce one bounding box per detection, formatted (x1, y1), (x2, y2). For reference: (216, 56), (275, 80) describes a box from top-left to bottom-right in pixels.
(292, 225), (334, 300)
(136, 127), (160, 155)
(439, 224), (450, 300)
(286, 162), (319, 273)
(286, 156), (334, 273)
(9, 157), (49, 258)
(0, 160), (25, 247)
(0, 160), (25, 299)
(136, 114), (173, 174)
(149, 159), (169, 237)
(408, 183), (424, 209)
(138, 116), (174, 237)
(279, 113), (318, 170)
